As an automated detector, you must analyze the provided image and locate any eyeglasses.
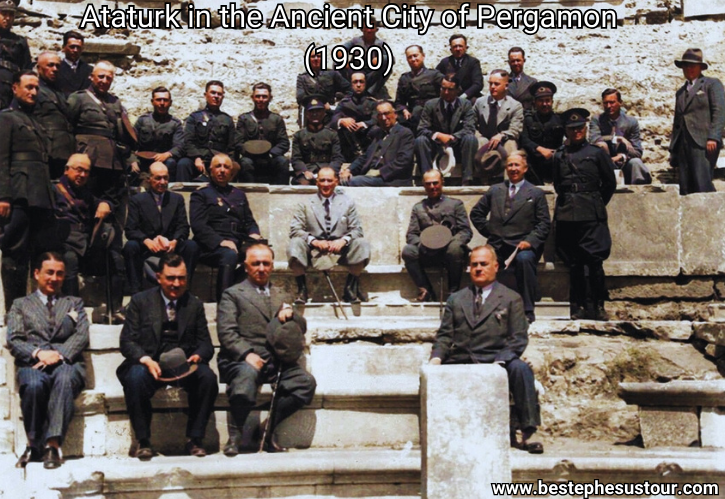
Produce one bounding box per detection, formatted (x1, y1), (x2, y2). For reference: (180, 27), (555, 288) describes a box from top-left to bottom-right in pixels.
(67, 166), (90, 174)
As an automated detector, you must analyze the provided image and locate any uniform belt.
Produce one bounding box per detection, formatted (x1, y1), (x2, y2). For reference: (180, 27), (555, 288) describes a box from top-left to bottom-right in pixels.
(561, 183), (598, 193)
(0, 60), (20, 73)
(11, 152), (47, 162)
(216, 221), (246, 235)
(76, 127), (115, 139)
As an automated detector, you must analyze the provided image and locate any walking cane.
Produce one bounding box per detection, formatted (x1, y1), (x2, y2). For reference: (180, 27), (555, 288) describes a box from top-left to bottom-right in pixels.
(323, 270), (348, 320)
(259, 365), (284, 453)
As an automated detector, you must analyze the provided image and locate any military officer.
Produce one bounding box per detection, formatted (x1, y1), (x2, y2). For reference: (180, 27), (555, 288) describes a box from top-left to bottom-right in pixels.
(341, 22), (393, 99)
(131, 86), (184, 181)
(34, 51), (75, 180)
(236, 82), (290, 185)
(0, 0), (32, 109)
(51, 153), (114, 297)
(0, 71), (54, 310)
(190, 153), (263, 301)
(291, 98), (344, 185)
(402, 170), (472, 301)
(519, 81), (564, 184)
(178, 80), (235, 182)
(394, 45), (444, 132)
(553, 109), (617, 321)
(330, 72), (378, 162)
(67, 60), (134, 207)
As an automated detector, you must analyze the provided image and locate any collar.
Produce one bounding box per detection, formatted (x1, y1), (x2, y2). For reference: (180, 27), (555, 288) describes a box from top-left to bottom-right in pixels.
(411, 66), (426, 77)
(160, 288), (184, 307)
(35, 289), (58, 305)
(474, 282), (495, 298)
(488, 96), (503, 106)
(507, 179), (525, 190)
(63, 58), (79, 70)
(152, 112), (172, 123)
(317, 192), (335, 203)
(9, 98), (33, 113)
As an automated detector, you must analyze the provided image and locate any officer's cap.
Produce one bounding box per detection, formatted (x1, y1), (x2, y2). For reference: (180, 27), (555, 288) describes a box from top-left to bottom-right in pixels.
(304, 95), (326, 112)
(0, 0), (18, 11)
(529, 81), (557, 99)
(561, 108), (590, 128)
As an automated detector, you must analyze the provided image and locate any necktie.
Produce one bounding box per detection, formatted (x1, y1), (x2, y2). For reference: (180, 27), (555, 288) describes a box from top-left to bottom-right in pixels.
(474, 288), (483, 318)
(258, 286), (269, 297)
(445, 103), (454, 124)
(167, 301), (176, 322)
(509, 184), (517, 199)
(324, 198), (331, 236)
(455, 58), (462, 69)
(47, 296), (55, 327)
(486, 99), (499, 139)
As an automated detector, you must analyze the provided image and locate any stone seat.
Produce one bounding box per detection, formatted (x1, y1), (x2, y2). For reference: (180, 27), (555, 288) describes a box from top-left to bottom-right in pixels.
(618, 380), (725, 449)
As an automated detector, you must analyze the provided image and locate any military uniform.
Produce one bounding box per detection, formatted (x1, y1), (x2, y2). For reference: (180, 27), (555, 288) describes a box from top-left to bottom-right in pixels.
(190, 183), (261, 300)
(178, 107), (235, 182)
(34, 78), (75, 179)
(291, 128), (344, 184)
(0, 100), (54, 309)
(330, 92), (377, 162)
(394, 67), (443, 132)
(296, 70), (350, 120)
(0, 27), (32, 109)
(553, 108), (617, 320)
(133, 112), (184, 180)
(402, 195), (472, 299)
(520, 110), (564, 184)
(236, 110), (289, 185)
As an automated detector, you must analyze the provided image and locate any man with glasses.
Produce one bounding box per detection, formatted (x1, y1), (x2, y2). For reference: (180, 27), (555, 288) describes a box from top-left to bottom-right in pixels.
(124, 162), (199, 295)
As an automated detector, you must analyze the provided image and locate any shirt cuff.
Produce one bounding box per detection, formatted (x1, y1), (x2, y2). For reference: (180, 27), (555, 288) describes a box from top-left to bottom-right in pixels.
(307, 235), (317, 245)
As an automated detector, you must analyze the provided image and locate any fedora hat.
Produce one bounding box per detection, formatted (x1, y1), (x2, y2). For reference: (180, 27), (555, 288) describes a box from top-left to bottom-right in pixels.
(474, 142), (506, 179)
(675, 48), (708, 70)
(158, 348), (198, 382)
(266, 319), (306, 364)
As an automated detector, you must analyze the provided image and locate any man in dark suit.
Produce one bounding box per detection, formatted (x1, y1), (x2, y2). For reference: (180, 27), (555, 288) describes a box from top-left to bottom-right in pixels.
(124, 162), (200, 295)
(57, 31), (93, 97)
(403, 170), (472, 301)
(670, 48), (725, 195)
(7, 252), (90, 469)
(218, 243), (316, 454)
(117, 253), (218, 460)
(341, 100), (415, 187)
(506, 47), (537, 110)
(470, 151), (551, 323)
(429, 245), (542, 453)
(435, 34), (483, 102)
(415, 74), (478, 181)
(288, 167), (371, 303)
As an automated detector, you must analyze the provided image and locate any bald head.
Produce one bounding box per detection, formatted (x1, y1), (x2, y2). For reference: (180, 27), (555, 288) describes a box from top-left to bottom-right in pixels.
(65, 153), (91, 189)
(36, 52), (61, 83)
(90, 61), (115, 95)
(148, 162), (169, 195)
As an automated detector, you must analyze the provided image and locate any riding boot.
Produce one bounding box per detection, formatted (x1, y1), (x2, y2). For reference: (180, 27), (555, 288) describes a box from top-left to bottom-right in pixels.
(216, 265), (236, 302)
(569, 264), (587, 320)
(294, 275), (308, 304)
(589, 262), (608, 321)
(342, 273), (360, 303)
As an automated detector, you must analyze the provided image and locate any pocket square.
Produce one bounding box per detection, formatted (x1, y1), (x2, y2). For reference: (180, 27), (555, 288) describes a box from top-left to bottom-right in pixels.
(67, 310), (79, 323)
(696, 90), (705, 95)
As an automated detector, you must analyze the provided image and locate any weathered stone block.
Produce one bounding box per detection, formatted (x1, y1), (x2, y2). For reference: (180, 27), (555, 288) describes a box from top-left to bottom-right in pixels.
(64, 414), (106, 457)
(683, 0), (725, 18)
(701, 407), (725, 448)
(0, 420), (13, 453)
(578, 320), (692, 341)
(0, 388), (10, 420)
(421, 365), (511, 499)
(693, 322), (725, 346)
(606, 186), (680, 276)
(607, 277), (714, 300)
(0, 356), (6, 386)
(639, 406), (699, 448)
(681, 192), (725, 275)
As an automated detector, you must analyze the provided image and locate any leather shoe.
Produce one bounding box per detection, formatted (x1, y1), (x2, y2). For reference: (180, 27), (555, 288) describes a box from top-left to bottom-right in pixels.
(522, 441), (544, 454)
(416, 288), (435, 302)
(294, 289), (308, 305)
(15, 446), (41, 468)
(263, 435), (288, 453)
(185, 439), (206, 457)
(43, 446), (62, 469)
(223, 439), (239, 457)
(136, 445), (154, 461)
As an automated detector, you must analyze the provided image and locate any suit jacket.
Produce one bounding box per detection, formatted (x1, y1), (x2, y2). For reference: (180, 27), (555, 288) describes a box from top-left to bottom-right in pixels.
(406, 195), (472, 247)
(431, 282), (529, 364)
(470, 180), (551, 254)
(417, 97), (476, 141)
(670, 75), (725, 150)
(117, 288), (213, 377)
(57, 59), (93, 97)
(125, 190), (190, 244)
(290, 191), (363, 242)
(217, 279), (306, 368)
(6, 293), (89, 368)
(473, 95), (524, 141)
(435, 54), (483, 100)
(590, 111), (643, 159)
(350, 123), (414, 185)
(507, 72), (537, 110)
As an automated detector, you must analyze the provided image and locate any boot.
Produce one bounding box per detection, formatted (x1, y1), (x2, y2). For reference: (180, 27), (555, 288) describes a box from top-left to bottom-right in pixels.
(569, 264), (587, 320)
(294, 275), (308, 304)
(589, 263), (608, 321)
(216, 265), (236, 302)
(342, 274), (360, 303)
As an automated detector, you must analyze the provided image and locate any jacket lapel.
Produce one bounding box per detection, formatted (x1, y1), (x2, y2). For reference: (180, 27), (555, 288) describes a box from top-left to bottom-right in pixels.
(498, 98), (511, 126)
(472, 283), (503, 328)
(311, 196), (327, 235)
(160, 192), (174, 234)
(434, 100), (446, 132)
(151, 292), (164, 345)
(504, 181), (530, 222)
(176, 292), (190, 341)
(450, 100), (464, 132)
(30, 293), (54, 340)
(143, 192), (163, 233)
(242, 280), (271, 321)
(462, 287), (478, 329)
(684, 78), (702, 110)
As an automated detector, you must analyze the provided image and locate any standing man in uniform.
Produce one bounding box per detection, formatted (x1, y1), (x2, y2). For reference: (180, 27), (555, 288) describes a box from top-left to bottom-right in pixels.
(0, 70), (54, 310)
(0, 0), (32, 109)
(519, 81), (564, 185)
(402, 169), (472, 302)
(34, 51), (75, 180)
(506, 47), (537, 111)
(435, 34), (483, 103)
(330, 71), (378, 162)
(236, 82), (290, 185)
(218, 243), (316, 454)
(131, 87), (184, 182)
(291, 98), (344, 185)
(57, 31), (93, 97)
(190, 153), (263, 301)
(394, 45), (443, 132)
(670, 48), (725, 195)
(553, 109), (616, 321)
(124, 162), (199, 295)
(178, 80), (235, 182)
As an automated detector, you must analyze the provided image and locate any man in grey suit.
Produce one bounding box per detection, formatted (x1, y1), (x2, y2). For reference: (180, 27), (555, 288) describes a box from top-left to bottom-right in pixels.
(470, 151), (551, 323)
(590, 88), (651, 185)
(429, 245), (542, 453)
(670, 48), (725, 195)
(288, 167), (371, 303)
(7, 252), (90, 469)
(415, 74), (479, 183)
(506, 47), (537, 110)
(218, 243), (316, 454)
(403, 170), (472, 301)
(473, 69), (524, 184)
